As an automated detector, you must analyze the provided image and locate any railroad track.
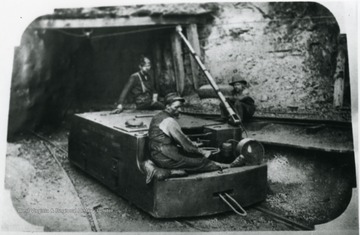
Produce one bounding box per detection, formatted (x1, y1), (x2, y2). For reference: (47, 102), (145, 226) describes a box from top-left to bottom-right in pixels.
(251, 116), (352, 129)
(253, 206), (313, 231)
(30, 131), (317, 232)
(180, 110), (352, 129)
(181, 111), (354, 155)
(31, 131), (101, 232)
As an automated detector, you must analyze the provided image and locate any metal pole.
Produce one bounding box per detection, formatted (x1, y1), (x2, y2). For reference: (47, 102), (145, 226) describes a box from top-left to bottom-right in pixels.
(175, 25), (241, 125)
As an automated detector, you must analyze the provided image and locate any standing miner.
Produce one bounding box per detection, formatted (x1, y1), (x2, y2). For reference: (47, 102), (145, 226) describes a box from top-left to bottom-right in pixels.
(111, 55), (164, 114)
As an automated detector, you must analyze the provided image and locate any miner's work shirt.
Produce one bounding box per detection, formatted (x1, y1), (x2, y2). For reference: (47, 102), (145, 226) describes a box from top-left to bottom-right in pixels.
(148, 111), (220, 173)
(148, 111), (201, 155)
(117, 72), (155, 105)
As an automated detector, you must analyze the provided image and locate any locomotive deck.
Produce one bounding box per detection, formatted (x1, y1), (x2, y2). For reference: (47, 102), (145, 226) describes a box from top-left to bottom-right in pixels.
(68, 111), (268, 218)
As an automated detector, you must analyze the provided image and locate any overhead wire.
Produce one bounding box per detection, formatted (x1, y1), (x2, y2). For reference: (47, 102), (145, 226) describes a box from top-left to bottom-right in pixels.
(50, 25), (176, 39)
(53, 28), (87, 38)
(92, 25), (175, 39)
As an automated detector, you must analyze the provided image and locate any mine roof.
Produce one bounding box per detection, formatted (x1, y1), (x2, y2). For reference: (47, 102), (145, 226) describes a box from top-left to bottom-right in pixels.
(41, 3), (219, 19)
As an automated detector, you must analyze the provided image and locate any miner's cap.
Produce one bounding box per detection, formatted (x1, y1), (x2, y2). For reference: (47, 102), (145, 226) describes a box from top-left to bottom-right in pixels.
(229, 76), (248, 86)
(165, 92), (185, 105)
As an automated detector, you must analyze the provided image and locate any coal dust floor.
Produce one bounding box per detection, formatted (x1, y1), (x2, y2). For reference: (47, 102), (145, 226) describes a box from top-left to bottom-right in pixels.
(4, 128), (355, 232)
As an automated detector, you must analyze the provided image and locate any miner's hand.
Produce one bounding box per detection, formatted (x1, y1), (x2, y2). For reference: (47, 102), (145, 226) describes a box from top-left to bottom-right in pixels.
(192, 141), (203, 147)
(109, 104), (123, 115)
(200, 149), (212, 158)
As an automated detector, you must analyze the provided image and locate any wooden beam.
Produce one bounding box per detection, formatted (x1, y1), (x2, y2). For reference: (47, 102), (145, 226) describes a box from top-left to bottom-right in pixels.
(30, 16), (201, 29)
(333, 77), (344, 107)
(171, 31), (185, 95)
(152, 41), (162, 93)
(333, 49), (346, 107)
(163, 41), (176, 92)
(186, 24), (201, 90)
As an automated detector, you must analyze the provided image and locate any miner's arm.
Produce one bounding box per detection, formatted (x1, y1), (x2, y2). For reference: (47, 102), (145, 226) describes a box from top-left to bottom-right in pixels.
(159, 117), (209, 157)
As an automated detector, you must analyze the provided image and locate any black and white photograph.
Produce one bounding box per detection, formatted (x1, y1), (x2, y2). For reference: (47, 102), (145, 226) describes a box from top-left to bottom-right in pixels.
(0, 0), (358, 234)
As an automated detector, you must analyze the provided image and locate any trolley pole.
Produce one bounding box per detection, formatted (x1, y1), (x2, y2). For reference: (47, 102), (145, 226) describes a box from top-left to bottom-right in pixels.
(175, 25), (241, 126)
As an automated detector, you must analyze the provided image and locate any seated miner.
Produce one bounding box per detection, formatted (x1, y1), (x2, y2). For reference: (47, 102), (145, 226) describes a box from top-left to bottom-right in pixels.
(220, 76), (256, 122)
(110, 56), (164, 114)
(142, 92), (245, 183)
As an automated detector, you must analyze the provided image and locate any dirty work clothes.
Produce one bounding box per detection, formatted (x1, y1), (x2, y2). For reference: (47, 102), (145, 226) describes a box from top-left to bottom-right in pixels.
(148, 111), (221, 173)
(220, 95), (255, 122)
(117, 72), (164, 109)
(151, 147), (220, 173)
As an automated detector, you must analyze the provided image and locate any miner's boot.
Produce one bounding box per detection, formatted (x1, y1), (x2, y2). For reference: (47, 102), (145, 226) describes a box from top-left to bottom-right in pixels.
(230, 155), (246, 168)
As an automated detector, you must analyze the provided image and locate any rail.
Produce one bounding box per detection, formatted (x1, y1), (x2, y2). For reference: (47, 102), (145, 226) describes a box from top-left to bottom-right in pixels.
(254, 205), (314, 231)
(30, 131), (101, 232)
(29, 130), (325, 231)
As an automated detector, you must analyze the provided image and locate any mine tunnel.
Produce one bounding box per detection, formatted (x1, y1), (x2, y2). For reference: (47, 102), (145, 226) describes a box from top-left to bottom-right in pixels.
(9, 22), (199, 135)
(4, 2), (357, 232)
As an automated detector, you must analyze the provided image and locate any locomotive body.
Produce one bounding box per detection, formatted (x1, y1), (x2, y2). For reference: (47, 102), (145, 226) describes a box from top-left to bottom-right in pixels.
(68, 110), (267, 218)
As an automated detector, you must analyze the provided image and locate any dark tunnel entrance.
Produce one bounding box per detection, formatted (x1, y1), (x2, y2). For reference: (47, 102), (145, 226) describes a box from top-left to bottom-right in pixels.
(40, 26), (177, 127)
(9, 20), (204, 136)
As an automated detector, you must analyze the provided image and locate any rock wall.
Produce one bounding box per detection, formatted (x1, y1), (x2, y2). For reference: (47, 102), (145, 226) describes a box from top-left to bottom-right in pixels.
(9, 28), (49, 136)
(8, 28), (89, 136)
(192, 2), (343, 120)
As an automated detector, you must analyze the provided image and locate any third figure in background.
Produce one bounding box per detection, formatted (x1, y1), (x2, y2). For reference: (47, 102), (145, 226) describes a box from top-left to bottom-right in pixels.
(220, 75), (256, 122)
